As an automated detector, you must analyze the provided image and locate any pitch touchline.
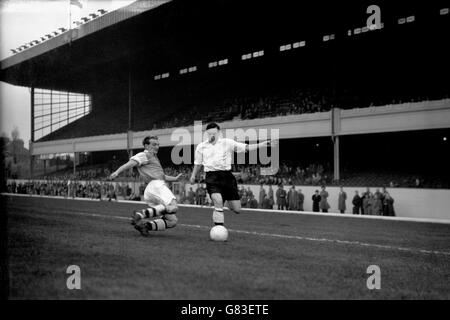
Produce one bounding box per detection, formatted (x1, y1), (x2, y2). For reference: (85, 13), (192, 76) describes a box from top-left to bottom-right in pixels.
(4, 193), (450, 224)
(19, 206), (450, 257)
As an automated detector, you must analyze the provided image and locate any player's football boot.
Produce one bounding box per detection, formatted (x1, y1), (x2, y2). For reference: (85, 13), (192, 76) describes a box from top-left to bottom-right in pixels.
(130, 210), (145, 226)
(133, 219), (150, 237)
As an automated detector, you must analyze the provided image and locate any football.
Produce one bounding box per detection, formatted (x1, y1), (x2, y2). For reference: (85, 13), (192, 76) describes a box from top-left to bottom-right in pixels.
(210, 225), (228, 242)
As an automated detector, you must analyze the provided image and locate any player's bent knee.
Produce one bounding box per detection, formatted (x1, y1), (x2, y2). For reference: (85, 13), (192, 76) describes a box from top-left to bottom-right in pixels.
(211, 194), (224, 208)
(165, 200), (178, 213)
(164, 214), (178, 228)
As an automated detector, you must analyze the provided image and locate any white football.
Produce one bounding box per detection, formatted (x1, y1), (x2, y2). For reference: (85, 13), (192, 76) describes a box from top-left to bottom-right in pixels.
(210, 225), (228, 242)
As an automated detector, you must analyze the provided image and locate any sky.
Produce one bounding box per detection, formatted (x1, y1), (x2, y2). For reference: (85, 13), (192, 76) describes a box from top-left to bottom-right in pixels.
(0, 0), (136, 144)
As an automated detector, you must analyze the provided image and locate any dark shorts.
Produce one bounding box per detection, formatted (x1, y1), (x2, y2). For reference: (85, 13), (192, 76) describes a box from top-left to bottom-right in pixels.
(205, 170), (240, 201)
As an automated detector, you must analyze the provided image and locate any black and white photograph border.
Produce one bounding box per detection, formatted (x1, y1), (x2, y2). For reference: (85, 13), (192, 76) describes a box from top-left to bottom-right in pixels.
(1, 0), (450, 305)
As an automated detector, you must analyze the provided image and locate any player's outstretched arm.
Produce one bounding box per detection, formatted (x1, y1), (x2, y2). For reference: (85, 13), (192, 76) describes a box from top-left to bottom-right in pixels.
(165, 174), (183, 182)
(109, 160), (137, 180)
(246, 139), (278, 152)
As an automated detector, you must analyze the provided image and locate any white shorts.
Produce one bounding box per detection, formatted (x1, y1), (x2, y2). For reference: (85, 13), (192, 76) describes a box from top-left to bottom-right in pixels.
(144, 180), (176, 206)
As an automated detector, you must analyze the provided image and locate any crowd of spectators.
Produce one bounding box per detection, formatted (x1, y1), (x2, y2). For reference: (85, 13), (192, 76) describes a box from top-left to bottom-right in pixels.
(34, 158), (449, 190)
(250, 184), (395, 216)
(36, 160), (331, 186)
(230, 162), (331, 186)
(39, 162), (138, 183)
(147, 88), (331, 130)
(309, 185), (395, 216)
(336, 171), (450, 189)
(144, 89), (448, 131)
(12, 178), (394, 216)
(238, 89), (328, 120)
(6, 179), (396, 216)
(177, 184), (396, 216)
(6, 180), (144, 202)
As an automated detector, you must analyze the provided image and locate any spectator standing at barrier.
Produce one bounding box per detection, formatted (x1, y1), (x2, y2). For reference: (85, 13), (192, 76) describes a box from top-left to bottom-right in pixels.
(287, 185), (299, 211)
(381, 186), (388, 214)
(239, 186), (245, 199)
(199, 184), (207, 206)
(107, 183), (117, 201)
(86, 183), (93, 199)
(258, 185), (266, 209)
(372, 192), (383, 215)
(383, 192), (396, 216)
(364, 192), (373, 215)
(246, 187), (254, 199)
(361, 187), (371, 215)
(119, 183), (127, 198)
(374, 188), (383, 203)
(94, 184), (101, 200)
(248, 194), (258, 208)
(240, 191), (248, 208)
(195, 183), (202, 205)
(66, 180), (72, 197)
(178, 182), (187, 204)
(187, 187), (195, 204)
(312, 190), (321, 212)
(319, 185), (330, 213)
(338, 186), (347, 214)
(76, 184), (82, 198)
(268, 185), (274, 209)
(298, 189), (304, 211)
(262, 194), (272, 209)
(352, 191), (362, 214)
(276, 184), (287, 210)
(139, 183), (146, 197)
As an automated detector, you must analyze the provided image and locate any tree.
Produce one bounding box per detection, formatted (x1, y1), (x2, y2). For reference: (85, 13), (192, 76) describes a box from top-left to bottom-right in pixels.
(11, 127), (19, 164)
(4, 127), (29, 178)
(11, 126), (20, 141)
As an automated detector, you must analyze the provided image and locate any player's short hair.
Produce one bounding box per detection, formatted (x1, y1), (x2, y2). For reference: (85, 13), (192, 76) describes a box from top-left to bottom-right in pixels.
(206, 122), (220, 131)
(143, 135), (159, 146)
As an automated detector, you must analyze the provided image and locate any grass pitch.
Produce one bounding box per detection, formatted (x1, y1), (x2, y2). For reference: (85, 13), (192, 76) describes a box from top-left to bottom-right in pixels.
(5, 195), (450, 299)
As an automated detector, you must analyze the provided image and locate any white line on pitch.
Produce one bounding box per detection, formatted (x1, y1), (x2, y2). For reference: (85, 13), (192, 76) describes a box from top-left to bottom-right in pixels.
(13, 203), (450, 257)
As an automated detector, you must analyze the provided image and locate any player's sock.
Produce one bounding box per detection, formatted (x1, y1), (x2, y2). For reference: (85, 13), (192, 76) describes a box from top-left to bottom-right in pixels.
(142, 204), (165, 218)
(213, 207), (224, 225)
(145, 218), (167, 231)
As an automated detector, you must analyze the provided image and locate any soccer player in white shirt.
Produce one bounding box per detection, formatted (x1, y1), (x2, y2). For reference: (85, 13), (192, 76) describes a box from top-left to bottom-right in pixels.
(109, 136), (182, 236)
(190, 123), (274, 226)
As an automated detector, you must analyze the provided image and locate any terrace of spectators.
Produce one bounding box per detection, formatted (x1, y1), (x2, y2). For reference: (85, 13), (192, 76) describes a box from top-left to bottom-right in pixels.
(32, 160), (449, 189)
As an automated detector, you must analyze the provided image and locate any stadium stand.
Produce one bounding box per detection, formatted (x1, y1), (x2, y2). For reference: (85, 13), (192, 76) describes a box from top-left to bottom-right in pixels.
(37, 90), (450, 142)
